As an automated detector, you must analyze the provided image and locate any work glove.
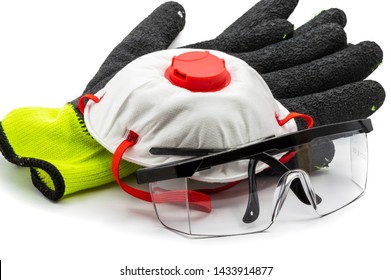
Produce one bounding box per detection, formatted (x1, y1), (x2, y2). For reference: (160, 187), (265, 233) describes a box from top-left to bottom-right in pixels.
(0, 0), (385, 201)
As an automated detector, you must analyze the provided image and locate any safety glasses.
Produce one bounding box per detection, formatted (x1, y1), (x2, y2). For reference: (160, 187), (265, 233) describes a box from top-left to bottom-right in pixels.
(136, 119), (373, 237)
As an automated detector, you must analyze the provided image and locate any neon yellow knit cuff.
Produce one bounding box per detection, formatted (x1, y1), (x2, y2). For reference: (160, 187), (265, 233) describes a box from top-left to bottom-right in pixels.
(0, 103), (138, 200)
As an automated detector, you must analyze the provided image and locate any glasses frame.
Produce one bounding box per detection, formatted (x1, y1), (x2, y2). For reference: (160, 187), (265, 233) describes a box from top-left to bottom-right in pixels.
(136, 119), (373, 184)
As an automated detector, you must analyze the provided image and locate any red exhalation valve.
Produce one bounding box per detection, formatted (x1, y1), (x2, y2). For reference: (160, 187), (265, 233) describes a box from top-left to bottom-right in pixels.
(165, 51), (231, 92)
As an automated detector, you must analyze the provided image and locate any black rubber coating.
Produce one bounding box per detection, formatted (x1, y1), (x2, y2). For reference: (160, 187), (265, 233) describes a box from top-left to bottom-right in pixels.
(279, 80), (386, 127)
(263, 41), (383, 99)
(81, 2), (186, 96)
(236, 23), (347, 74)
(184, 19), (294, 53)
(218, 0), (299, 36)
(295, 8), (347, 36)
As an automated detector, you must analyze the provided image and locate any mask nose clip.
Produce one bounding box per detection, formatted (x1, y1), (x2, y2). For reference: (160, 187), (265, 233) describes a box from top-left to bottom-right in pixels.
(272, 170), (318, 221)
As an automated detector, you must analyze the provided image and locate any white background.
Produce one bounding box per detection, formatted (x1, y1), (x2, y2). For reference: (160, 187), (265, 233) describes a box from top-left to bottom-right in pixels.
(0, 0), (389, 279)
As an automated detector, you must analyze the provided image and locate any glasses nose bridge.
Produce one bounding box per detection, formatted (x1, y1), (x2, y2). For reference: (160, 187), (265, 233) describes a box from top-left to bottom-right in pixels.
(272, 170), (317, 221)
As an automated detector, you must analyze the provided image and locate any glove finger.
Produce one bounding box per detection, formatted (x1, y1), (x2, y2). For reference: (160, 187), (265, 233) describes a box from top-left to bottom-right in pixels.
(236, 23), (347, 74)
(294, 8), (347, 36)
(184, 19), (293, 53)
(264, 41), (383, 99)
(218, 0), (299, 37)
(83, 2), (186, 95)
(190, 7), (347, 61)
(279, 80), (386, 127)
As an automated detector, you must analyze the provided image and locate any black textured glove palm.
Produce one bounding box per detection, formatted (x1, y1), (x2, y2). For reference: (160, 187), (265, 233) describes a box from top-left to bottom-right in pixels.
(187, 0), (384, 127)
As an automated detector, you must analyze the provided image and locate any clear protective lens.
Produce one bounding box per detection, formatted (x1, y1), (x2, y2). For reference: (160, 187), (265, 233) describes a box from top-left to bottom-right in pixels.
(150, 131), (368, 236)
(150, 178), (191, 234)
(302, 132), (368, 215)
(272, 131), (368, 216)
(150, 166), (280, 236)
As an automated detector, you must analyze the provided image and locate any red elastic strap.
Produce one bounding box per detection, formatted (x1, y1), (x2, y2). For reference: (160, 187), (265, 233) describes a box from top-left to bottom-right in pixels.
(276, 112), (314, 129)
(112, 131), (153, 202)
(279, 151), (297, 164)
(152, 189), (212, 213)
(78, 94), (102, 115)
(112, 131), (212, 213)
